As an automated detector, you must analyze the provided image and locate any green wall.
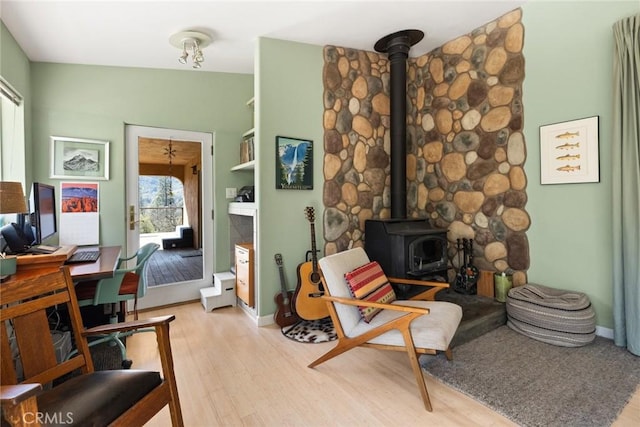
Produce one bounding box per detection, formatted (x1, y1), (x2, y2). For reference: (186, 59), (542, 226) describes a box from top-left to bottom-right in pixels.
(522, 1), (639, 329)
(30, 63), (253, 270)
(255, 38), (324, 318)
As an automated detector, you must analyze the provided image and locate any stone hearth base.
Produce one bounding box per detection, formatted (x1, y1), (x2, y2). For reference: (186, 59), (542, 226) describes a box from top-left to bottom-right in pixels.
(435, 290), (507, 348)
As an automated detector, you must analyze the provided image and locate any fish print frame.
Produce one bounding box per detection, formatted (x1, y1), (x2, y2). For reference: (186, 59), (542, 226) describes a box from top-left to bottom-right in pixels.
(539, 116), (599, 184)
(276, 136), (313, 190)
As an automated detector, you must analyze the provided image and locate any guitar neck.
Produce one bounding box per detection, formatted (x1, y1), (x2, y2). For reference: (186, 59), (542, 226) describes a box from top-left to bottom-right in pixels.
(278, 265), (288, 294)
(309, 222), (318, 272)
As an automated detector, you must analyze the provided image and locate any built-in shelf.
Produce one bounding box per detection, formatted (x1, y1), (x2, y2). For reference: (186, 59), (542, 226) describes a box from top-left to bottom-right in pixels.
(229, 202), (257, 216)
(231, 160), (255, 171)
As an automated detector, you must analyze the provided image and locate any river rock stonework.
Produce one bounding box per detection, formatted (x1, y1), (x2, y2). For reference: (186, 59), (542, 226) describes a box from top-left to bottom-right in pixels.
(322, 8), (529, 285)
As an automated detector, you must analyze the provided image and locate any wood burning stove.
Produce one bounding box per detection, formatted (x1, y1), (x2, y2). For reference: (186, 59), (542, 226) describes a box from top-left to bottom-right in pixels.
(365, 219), (448, 281)
(365, 31), (450, 298)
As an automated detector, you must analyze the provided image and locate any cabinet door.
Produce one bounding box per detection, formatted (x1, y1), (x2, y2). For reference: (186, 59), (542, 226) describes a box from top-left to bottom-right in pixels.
(235, 244), (254, 306)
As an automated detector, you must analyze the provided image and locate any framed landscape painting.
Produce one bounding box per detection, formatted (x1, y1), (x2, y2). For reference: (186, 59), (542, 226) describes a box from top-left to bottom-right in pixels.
(50, 136), (110, 180)
(276, 136), (313, 190)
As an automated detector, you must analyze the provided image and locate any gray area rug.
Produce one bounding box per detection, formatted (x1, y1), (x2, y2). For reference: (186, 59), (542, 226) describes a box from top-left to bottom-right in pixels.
(422, 325), (639, 427)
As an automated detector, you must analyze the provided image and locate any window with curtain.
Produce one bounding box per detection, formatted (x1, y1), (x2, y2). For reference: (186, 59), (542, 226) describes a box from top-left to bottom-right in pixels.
(612, 14), (639, 356)
(0, 76), (26, 228)
(0, 76), (25, 183)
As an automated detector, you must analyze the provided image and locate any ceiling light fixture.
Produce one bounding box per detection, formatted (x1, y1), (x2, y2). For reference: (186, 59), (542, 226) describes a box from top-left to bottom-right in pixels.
(169, 30), (211, 69)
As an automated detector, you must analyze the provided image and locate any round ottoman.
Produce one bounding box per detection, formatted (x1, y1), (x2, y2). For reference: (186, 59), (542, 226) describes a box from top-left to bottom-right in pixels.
(506, 283), (596, 347)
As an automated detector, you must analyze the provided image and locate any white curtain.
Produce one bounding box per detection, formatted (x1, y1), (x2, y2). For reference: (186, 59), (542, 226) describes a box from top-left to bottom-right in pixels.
(612, 14), (640, 355)
(0, 77), (25, 182)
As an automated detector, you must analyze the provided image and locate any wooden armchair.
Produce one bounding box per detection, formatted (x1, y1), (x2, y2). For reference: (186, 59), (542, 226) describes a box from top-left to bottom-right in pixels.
(309, 247), (462, 411)
(0, 267), (183, 426)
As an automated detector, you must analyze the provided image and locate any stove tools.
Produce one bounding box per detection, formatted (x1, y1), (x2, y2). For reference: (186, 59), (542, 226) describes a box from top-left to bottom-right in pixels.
(454, 238), (479, 294)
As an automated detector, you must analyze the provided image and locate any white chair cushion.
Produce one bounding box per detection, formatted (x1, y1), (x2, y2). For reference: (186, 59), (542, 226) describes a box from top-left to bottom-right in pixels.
(319, 247), (371, 334)
(348, 300), (463, 351)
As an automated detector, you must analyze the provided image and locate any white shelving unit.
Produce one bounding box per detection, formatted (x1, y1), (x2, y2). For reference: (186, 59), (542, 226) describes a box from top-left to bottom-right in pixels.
(230, 160), (255, 171)
(232, 97), (256, 172)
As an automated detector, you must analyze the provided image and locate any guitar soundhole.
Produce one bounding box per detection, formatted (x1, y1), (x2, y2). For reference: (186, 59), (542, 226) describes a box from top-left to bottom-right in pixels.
(310, 272), (321, 284)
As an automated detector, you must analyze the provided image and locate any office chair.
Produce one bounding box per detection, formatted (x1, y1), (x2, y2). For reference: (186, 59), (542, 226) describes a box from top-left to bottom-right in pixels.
(74, 243), (160, 367)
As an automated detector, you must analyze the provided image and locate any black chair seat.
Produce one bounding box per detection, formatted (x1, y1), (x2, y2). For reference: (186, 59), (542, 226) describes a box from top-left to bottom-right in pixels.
(36, 370), (161, 426)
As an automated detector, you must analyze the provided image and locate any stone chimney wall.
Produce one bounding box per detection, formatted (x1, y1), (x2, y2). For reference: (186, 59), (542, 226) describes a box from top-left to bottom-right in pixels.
(322, 8), (529, 285)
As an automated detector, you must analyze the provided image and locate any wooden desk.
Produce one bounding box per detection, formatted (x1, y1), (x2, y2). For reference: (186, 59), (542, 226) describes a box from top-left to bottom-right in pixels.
(10, 246), (121, 282)
(15, 245), (77, 270)
(68, 246), (121, 282)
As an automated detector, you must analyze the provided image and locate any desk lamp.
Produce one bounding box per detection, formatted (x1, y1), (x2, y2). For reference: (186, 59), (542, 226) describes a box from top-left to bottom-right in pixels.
(0, 181), (27, 214)
(0, 181), (28, 277)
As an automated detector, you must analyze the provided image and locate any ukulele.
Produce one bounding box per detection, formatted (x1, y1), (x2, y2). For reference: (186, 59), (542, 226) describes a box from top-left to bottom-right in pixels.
(293, 207), (329, 320)
(273, 253), (300, 327)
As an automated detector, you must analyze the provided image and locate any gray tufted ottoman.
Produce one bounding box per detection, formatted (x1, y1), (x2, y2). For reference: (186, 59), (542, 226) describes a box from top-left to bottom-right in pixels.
(506, 283), (596, 347)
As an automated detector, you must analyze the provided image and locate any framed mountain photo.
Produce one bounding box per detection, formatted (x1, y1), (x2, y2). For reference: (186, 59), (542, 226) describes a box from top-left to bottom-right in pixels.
(50, 136), (110, 180)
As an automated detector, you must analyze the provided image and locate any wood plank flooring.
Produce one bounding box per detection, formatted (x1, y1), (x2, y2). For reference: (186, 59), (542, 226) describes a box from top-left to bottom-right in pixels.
(126, 302), (640, 427)
(146, 248), (203, 287)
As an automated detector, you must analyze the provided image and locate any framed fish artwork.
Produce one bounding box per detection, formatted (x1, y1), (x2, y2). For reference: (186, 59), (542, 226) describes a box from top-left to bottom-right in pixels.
(276, 136), (313, 190)
(539, 116), (599, 184)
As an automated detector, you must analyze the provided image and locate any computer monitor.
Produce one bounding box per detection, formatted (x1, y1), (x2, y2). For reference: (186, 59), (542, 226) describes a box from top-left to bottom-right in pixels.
(0, 182), (57, 253)
(29, 182), (57, 245)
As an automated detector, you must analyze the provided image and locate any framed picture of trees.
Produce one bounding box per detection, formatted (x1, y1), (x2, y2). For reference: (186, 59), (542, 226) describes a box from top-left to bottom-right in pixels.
(275, 135), (313, 190)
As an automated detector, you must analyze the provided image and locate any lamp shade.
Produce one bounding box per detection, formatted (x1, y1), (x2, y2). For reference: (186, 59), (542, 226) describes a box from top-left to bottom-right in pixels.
(0, 181), (28, 214)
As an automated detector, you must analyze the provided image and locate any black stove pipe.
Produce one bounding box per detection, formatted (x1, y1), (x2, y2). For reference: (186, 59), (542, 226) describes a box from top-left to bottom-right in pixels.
(375, 29), (424, 219)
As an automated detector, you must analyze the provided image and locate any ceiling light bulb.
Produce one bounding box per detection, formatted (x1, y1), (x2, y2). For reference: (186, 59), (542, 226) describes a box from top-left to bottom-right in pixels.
(192, 61), (201, 69)
(194, 50), (204, 63)
(179, 41), (188, 64)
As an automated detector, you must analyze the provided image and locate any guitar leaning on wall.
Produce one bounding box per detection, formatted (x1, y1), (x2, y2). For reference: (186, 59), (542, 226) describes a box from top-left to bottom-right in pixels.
(293, 207), (330, 320)
(273, 253), (301, 328)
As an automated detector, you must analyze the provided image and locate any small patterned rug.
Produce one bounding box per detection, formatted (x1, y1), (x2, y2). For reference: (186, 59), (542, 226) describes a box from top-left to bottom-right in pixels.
(282, 317), (337, 343)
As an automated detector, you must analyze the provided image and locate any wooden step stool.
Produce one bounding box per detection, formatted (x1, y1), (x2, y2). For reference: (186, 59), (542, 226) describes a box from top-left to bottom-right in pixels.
(201, 272), (236, 311)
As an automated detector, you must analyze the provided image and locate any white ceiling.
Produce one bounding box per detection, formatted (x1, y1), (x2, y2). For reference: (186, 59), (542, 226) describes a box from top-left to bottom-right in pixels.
(1, 0), (527, 75)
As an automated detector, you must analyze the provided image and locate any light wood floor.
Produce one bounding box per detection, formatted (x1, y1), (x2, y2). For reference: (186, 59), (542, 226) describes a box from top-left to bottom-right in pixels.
(126, 302), (640, 427)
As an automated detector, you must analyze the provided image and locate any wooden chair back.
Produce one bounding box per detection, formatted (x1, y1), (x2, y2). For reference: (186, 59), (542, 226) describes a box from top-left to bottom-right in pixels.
(1, 266), (184, 426)
(1, 267), (94, 386)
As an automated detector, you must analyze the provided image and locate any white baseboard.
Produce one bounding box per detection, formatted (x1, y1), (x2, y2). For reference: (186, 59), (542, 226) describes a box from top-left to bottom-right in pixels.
(596, 325), (614, 339)
(257, 314), (274, 327)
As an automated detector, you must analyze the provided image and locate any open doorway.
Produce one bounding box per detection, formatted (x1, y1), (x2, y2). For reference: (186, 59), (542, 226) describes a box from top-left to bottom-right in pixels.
(125, 125), (214, 309)
(137, 138), (202, 286)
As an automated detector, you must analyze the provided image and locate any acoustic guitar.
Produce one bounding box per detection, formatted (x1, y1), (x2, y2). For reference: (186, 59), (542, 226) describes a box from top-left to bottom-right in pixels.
(293, 207), (329, 320)
(273, 253), (300, 327)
